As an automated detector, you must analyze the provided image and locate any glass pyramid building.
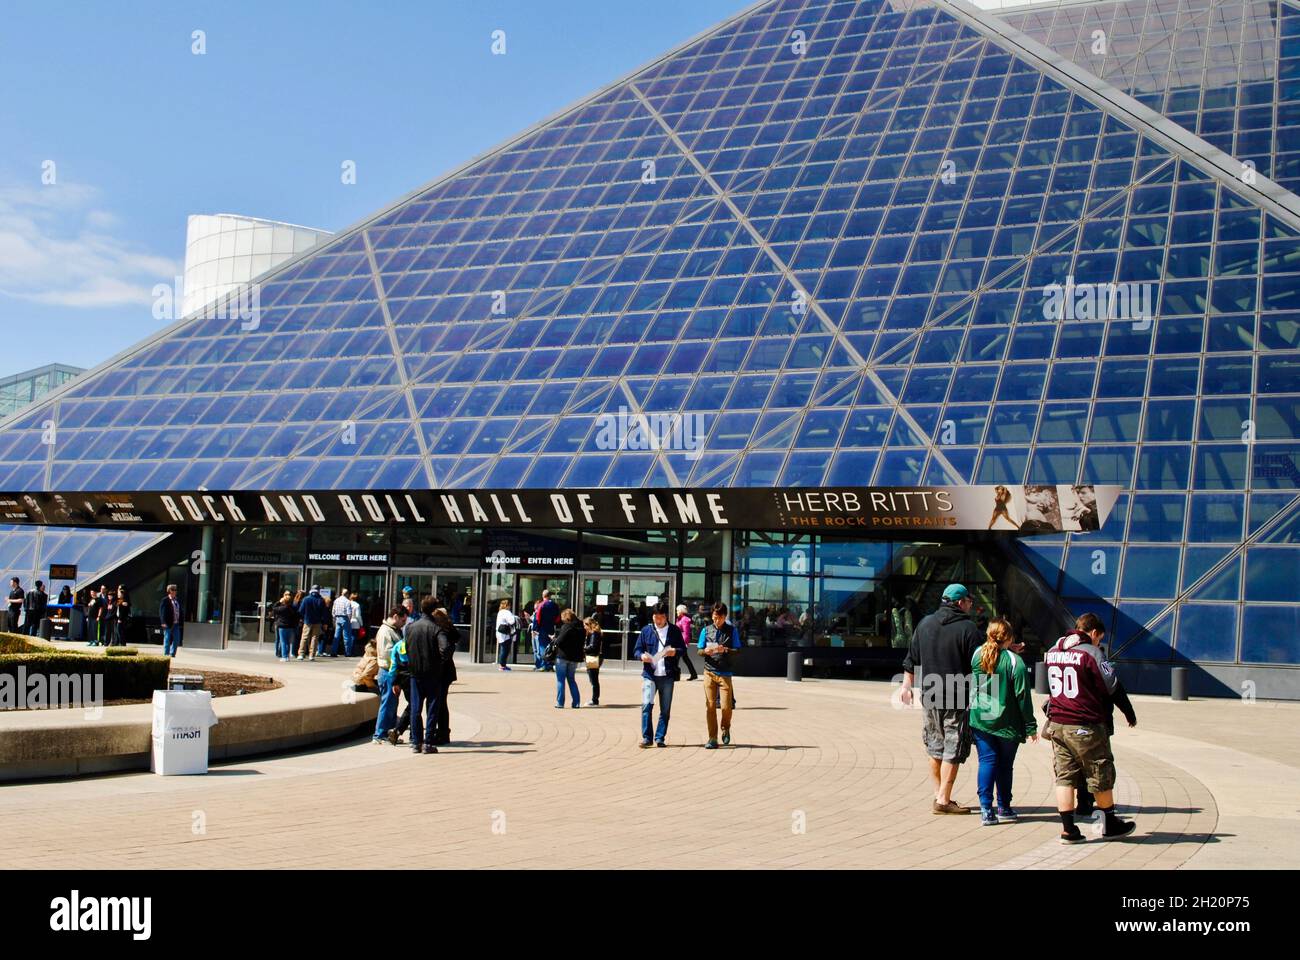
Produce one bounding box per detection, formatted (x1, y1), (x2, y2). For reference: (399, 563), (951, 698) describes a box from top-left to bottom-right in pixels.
(1, 0), (1297, 689)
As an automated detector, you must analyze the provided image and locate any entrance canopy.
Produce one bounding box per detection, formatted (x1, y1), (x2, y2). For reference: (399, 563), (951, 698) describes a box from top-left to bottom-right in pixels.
(1, 484), (1119, 534)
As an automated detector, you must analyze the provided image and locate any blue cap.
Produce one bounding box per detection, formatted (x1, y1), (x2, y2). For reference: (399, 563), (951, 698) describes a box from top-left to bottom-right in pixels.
(942, 584), (969, 602)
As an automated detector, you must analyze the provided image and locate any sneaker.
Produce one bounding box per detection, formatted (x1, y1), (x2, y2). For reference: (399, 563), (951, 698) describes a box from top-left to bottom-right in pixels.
(585, 700), (598, 707)
(1059, 830), (1087, 845)
(705, 739), (718, 749)
(655, 740), (666, 748)
(370, 738), (384, 745)
(411, 745), (423, 754)
(387, 730), (400, 746)
(296, 656), (304, 661)
(639, 739), (653, 749)
(571, 704), (580, 709)
(980, 808), (998, 826)
(307, 656), (315, 661)
(1100, 818), (1137, 841)
(721, 731), (731, 746)
(932, 800), (972, 815)
(554, 704), (564, 709)
(423, 744), (438, 755)
(502, 666), (511, 671)
(996, 807), (1019, 823)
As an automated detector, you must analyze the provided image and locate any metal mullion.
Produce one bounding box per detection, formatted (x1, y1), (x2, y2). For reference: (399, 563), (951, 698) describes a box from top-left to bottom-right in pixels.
(630, 83), (969, 487)
(874, 154), (1177, 368)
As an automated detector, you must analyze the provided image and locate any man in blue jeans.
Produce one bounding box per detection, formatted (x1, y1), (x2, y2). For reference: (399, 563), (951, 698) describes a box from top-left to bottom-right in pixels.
(372, 606), (409, 745)
(158, 584), (183, 657)
(331, 588), (356, 658)
(532, 590), (558, 672)
(633, 602), (686, 748)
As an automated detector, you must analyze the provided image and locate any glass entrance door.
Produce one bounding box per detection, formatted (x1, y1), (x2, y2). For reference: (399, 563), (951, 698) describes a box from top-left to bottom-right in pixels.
(306, 567), (388, 639)
(225, 566), (302, 647)
(391, 569), (476, 653)
(391, 570), (434, 612)
(579, 574), (673, 667)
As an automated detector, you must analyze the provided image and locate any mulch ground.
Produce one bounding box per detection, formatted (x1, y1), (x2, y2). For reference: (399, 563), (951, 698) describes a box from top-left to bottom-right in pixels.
(101, 670), (283, 707)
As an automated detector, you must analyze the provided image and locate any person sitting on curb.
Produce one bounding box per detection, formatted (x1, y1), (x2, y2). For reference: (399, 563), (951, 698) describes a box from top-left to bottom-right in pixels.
(352, 640), (380, 692)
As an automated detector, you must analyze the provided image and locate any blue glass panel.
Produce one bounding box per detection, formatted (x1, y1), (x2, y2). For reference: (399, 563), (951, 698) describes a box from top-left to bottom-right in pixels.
(1245, 548), (1299, 602)
(1240, 606), (1300, 663)
(1174, 605), (1238, 663)
(1119, 547), (1181, 599)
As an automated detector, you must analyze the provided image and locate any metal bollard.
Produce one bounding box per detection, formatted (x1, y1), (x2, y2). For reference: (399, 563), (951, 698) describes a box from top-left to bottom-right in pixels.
(1171, 666), (1188, 701)
(787, 651), (803, 682)
(1034, 661), (1048, 695)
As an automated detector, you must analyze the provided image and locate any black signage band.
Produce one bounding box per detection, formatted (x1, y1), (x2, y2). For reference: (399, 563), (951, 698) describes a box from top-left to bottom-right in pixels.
(0, 486), (1119, 535)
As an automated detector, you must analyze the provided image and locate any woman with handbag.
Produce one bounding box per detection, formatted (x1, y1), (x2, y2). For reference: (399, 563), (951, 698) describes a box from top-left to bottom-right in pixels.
(552, 608), (585, 709)
(583, 616), (604, 706)
(495, 598), (517, 671)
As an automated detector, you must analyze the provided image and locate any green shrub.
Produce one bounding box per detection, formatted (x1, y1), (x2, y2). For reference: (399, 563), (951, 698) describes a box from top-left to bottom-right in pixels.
(103, 647), (140, 657)
(0, 633), (43, 655)
(0, 651), (170, 704)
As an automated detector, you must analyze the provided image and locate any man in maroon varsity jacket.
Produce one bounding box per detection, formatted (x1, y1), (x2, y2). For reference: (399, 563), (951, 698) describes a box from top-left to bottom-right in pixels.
(1043, 612), (1137, 844)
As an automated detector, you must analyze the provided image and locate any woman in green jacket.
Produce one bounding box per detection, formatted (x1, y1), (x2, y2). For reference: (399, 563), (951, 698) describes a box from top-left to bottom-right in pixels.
(970, 618), (1038, 826)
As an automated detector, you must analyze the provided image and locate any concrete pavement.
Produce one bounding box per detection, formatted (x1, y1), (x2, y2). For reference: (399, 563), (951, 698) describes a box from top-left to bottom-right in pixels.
(1, 647), (1296, 869)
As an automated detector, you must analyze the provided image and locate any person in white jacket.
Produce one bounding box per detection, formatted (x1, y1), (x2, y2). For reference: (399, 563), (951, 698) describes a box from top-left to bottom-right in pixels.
(495, 598), (518, 671)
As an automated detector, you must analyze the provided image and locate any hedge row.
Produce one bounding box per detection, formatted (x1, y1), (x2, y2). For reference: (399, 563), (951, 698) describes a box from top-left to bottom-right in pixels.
(0, 634), (41, 655)
(0, 633), (170, 704)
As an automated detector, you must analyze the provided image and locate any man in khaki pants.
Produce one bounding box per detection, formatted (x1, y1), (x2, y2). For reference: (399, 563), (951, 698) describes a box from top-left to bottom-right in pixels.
(699, 602), (742, 749)
(296, 585), (330, 661)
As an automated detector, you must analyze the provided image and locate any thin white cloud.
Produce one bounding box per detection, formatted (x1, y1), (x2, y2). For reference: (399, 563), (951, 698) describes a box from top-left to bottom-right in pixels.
(0, 181), (180, 308)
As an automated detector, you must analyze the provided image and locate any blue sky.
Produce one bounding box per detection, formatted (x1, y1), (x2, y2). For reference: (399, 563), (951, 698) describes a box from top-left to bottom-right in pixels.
(0, 0), (743, 372)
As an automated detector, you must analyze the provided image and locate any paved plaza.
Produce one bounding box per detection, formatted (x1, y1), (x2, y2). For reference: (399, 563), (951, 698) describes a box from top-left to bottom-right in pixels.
(2, 649), (1297, 870)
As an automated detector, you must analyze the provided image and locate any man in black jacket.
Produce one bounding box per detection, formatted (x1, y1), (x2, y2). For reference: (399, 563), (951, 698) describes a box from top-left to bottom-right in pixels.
(900, 584), (983, 814)
(404, 598), (444, 755)
(430, 608), (459, 745)
(24, 580), (48, 636)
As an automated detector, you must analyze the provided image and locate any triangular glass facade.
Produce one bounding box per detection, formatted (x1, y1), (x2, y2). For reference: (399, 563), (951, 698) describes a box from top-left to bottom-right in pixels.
(0, 0), (1297, 669)
(998, 0), (1300, 196)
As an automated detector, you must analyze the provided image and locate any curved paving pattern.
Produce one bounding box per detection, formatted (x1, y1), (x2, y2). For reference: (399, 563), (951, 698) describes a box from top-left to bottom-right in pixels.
(0, 661), (1248, 869)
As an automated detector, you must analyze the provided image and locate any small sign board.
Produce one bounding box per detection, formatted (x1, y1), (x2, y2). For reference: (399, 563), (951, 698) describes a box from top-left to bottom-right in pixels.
(49, 564), (77, 581)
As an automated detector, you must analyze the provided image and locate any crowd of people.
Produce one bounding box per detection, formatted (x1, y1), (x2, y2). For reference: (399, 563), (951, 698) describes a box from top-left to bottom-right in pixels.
(12, 567), (1139, 841)
(4, 577), (136, 648)
(264, 584), (366, 663)
(485, 594), (743, 749)
(402, 581), (1141, 832)
(366, 596), (459, 753)
(900, 583), (1137, 843)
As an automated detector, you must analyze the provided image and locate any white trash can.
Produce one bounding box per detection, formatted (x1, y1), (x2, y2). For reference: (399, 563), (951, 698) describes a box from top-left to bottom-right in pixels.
(151, 690), (219, 775)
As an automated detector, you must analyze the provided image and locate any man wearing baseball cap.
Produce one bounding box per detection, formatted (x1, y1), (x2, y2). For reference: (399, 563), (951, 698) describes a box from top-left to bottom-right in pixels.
(900, 583), (984, 813)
